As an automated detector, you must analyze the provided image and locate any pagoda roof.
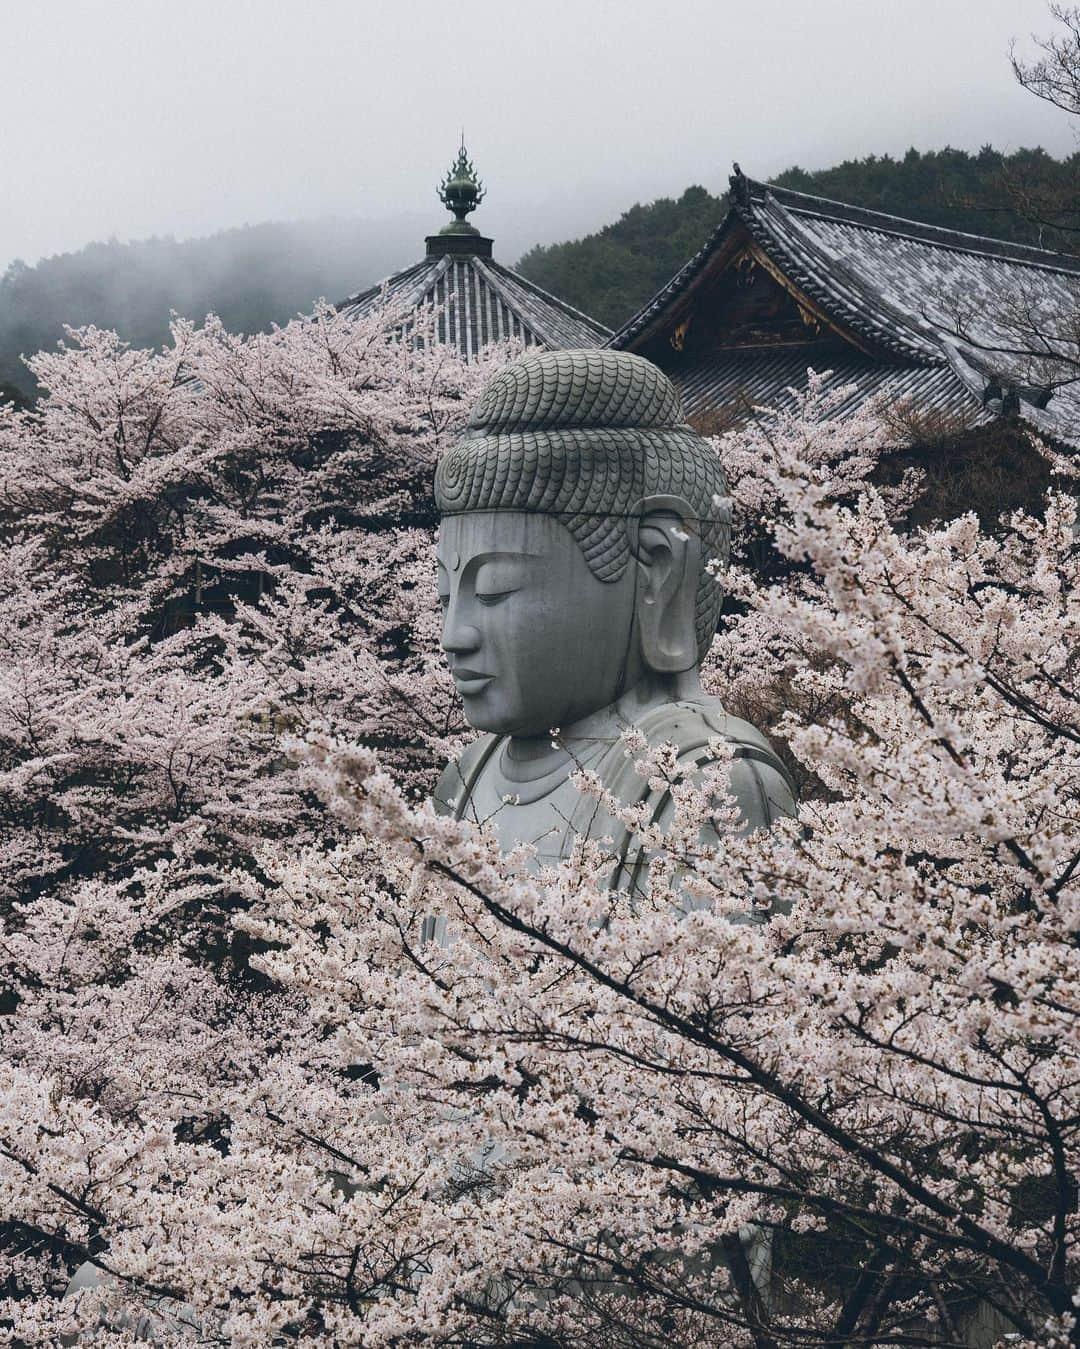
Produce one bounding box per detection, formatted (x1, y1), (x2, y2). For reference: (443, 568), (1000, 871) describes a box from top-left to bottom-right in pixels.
(610, 170), (1080, 449)
(338, 251), (609, 358)
(337, 140), (609, 357)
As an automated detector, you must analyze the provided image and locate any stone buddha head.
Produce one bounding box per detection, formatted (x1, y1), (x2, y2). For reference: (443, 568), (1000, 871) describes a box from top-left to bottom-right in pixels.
(434, 350), (730, 740)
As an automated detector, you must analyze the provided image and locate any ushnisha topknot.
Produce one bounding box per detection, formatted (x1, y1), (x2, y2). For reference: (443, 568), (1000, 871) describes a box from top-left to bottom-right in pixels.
(435, 349), (730, 660)
(465, 347), (685, 432)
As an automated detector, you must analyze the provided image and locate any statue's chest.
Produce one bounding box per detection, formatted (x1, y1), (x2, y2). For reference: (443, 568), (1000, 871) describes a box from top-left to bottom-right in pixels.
(466, 744), (624, 871)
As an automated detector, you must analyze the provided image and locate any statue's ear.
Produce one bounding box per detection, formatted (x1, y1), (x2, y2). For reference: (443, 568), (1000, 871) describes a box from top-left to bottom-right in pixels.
(627, 495), (700, 673)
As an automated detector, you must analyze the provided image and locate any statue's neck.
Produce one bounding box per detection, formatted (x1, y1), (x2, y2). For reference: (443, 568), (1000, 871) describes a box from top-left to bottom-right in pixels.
(502, 667), (707, 781)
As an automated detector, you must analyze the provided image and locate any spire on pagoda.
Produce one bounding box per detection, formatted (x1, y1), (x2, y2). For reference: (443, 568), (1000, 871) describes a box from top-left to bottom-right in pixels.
(426, 137), (493, 257)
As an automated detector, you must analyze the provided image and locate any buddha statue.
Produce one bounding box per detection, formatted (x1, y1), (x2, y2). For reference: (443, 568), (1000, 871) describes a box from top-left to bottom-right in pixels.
(433, 349), (795, 888)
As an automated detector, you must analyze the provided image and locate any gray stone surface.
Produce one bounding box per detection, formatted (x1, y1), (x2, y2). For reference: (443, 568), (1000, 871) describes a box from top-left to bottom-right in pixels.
(433, 349), (795, 887)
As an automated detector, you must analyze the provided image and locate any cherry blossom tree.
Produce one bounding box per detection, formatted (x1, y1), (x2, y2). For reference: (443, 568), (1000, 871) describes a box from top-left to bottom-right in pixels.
(0, 341), (1077, 1348)
(0, 299), (500, 898)
(0, 299), (506, 1328)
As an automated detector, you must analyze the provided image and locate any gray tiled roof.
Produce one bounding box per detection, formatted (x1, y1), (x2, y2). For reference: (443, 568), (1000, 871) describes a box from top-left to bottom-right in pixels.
(338, 253), (610, 357)
(674, 346), (987, 428)
(610, 173), (1080, 449)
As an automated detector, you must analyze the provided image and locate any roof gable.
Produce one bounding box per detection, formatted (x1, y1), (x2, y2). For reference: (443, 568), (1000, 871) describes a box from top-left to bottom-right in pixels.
(672, 249), (830, 350)
(610, 169), (1080, 449)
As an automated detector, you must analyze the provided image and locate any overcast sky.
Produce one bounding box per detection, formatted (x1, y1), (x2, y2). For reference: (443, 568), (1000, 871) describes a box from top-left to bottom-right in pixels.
(3, 0), (1076, 272)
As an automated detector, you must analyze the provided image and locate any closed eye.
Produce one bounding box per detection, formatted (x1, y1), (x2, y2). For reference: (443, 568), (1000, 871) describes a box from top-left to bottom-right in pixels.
(475, 590), (516, 606)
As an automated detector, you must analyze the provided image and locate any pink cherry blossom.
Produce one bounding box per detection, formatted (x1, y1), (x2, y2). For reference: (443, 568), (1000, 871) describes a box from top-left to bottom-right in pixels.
(0, 325), (1076, 1347)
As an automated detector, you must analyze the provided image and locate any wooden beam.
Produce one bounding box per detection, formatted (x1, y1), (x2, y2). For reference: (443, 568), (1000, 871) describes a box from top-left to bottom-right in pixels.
(624, 222), (881, 361)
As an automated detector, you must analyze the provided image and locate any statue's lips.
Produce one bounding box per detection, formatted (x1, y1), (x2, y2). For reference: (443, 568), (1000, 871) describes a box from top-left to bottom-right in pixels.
(452, 668), (494, 696)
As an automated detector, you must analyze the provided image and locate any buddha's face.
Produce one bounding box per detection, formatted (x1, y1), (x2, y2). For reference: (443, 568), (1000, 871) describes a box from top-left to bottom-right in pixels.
(437, 511), (640, 737)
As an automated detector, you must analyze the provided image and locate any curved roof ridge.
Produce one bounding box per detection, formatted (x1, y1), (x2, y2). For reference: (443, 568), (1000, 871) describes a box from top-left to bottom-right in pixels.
(746, 191), (942, 361)
(336, 256), (443, 314)
(744, 176), (1080, 276)
(479, 257), (611, 338)
(611, 168), (1080, 356)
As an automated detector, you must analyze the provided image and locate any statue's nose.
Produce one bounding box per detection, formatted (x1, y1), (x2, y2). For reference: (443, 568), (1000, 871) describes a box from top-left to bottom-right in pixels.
(441, 598), (481, 655)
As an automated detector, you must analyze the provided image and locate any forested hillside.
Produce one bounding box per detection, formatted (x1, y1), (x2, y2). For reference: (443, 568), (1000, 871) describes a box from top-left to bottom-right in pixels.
(2, 145), (1076, 400)
(0, 218), (413, 398)
(517, 146), (1080, 330)
(516, 185), (728, 339)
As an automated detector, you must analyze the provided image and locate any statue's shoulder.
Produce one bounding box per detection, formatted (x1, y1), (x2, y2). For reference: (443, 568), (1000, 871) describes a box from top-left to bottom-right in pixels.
(600, 698), (798, 827)
(433, 734), (503, 818)
(638, 698), (789, 769)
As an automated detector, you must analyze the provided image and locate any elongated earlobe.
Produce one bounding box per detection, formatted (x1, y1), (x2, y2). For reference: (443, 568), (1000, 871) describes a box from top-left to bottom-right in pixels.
(627, 496), (701, 674)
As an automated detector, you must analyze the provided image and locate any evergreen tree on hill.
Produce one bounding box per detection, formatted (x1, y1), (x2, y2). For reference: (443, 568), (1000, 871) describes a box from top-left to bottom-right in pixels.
(515, 185), (726, 331)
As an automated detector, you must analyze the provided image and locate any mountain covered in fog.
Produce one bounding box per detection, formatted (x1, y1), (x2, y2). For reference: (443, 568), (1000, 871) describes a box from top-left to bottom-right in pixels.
(0, 216), (423, 398)
(2, 145), (1076, 400)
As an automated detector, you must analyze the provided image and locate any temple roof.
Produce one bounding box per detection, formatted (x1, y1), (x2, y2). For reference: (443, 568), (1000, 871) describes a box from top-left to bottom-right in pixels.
(610, 168), (1080, 449)
(339, 252), (609, 356)
(338, 142), (610, 357)
(672, 347), (988, 429)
